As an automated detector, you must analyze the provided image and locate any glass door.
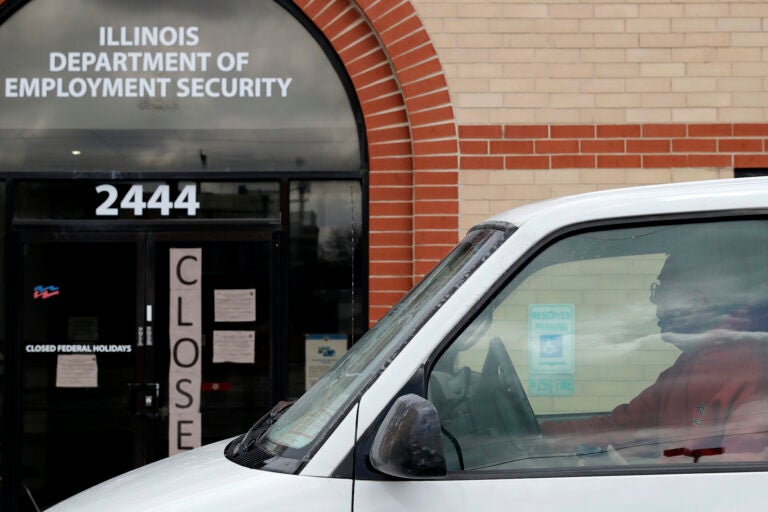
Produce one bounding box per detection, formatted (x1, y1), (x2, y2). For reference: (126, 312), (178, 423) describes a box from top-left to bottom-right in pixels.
(18, 233), (145, 511)
(15, 228), (281, 509)
(147, 230), (280, 459)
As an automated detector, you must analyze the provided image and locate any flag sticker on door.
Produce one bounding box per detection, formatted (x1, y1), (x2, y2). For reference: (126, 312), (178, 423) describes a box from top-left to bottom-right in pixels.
(33, 285), (60, 299)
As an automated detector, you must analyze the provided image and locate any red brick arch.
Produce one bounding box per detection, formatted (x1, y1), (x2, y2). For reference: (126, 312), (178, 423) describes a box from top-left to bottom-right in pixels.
(293, 0), (459, 324)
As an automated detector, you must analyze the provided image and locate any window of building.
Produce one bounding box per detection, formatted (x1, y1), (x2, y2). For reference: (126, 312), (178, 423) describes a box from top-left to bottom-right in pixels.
(0, 0), (363, 172)
(287, 180), (365, 398)
(735, 169), (768, 178)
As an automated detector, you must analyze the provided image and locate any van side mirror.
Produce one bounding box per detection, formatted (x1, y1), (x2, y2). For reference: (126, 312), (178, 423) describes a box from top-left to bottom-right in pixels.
(369, 394), (447, 479)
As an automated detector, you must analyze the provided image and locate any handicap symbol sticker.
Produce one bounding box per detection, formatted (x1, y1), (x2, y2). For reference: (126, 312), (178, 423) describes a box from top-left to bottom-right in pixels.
(539, 334), (563, 358)
(529, 304), (574, 374)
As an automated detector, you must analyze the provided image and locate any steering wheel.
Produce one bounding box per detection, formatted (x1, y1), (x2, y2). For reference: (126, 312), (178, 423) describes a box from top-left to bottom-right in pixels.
(481, 336), (540, 437)
(429, 366), (471, 418)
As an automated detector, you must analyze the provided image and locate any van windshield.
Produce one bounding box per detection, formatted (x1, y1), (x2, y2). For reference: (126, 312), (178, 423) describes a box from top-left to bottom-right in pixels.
(261, 225), (513, 463)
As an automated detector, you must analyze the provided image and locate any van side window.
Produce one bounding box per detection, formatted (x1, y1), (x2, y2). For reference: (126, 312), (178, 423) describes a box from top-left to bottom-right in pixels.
(428, 220), (768, 472)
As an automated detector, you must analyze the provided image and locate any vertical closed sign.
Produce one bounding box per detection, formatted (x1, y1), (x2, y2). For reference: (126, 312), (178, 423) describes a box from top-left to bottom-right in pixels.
(169, 248), (202, 455)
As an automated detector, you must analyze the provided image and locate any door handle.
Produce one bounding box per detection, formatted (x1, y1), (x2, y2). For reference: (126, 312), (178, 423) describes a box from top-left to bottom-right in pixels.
(129, 382), (161, 419)
(146, 305), (153, 346)
(136, 325), (152, 346)
(145, 383), (160, 412)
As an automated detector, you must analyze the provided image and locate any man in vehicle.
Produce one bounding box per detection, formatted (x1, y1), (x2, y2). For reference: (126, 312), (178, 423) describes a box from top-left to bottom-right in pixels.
(540, 238), (768, 463)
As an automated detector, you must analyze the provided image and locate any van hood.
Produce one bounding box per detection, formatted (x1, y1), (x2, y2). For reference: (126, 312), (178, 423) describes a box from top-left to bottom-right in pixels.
(46, 439), (350, 512)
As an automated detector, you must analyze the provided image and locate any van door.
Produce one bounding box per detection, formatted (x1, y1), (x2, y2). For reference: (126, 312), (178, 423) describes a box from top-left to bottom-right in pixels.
(354, 218), (768, 512)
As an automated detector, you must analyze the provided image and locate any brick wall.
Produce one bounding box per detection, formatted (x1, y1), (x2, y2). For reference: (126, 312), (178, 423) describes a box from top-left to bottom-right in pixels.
(302, 0), (768, 319)
(409, 1), (768, 235)
(412, 0), (768, 125)
(457, 122), (764, 231)
(294, 0), (460, 324)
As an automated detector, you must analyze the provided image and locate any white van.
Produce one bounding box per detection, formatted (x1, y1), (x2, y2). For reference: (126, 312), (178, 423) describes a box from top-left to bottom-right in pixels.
(50, 178), (768, 511)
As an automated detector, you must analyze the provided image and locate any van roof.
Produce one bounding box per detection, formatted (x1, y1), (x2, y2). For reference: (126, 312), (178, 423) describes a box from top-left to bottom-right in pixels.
(484, 176), (768, 230)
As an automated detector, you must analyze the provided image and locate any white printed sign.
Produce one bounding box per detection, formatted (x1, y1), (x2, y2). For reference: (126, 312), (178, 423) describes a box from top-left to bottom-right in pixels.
(214, 289), (256, 322)
(56, 354), (98, 388)
(169, 248), (202, 454)
(305, 334), (347, 391)
(213, 331), (255, 364)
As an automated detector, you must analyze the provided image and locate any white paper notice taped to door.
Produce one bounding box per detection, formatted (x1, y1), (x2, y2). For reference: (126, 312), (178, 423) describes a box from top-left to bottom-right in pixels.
(214, 289), (256, 322)
(213, 330), (255, 363)
(56, 354), (98, 388)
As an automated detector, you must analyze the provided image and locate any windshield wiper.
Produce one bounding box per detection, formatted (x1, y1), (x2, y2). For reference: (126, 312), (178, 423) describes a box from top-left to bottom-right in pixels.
(229, 400), (294, 457)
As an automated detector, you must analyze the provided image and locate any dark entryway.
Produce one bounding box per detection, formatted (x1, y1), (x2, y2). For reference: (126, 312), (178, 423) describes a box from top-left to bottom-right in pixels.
(17, 228), (280, 509)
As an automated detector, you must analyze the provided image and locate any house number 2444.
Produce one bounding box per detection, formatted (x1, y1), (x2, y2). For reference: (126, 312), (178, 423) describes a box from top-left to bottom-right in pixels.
(95, 184), (200, 216)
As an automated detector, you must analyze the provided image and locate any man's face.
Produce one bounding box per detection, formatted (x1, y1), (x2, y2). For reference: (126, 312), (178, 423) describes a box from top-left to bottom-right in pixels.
(650, 258), (707, 339)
